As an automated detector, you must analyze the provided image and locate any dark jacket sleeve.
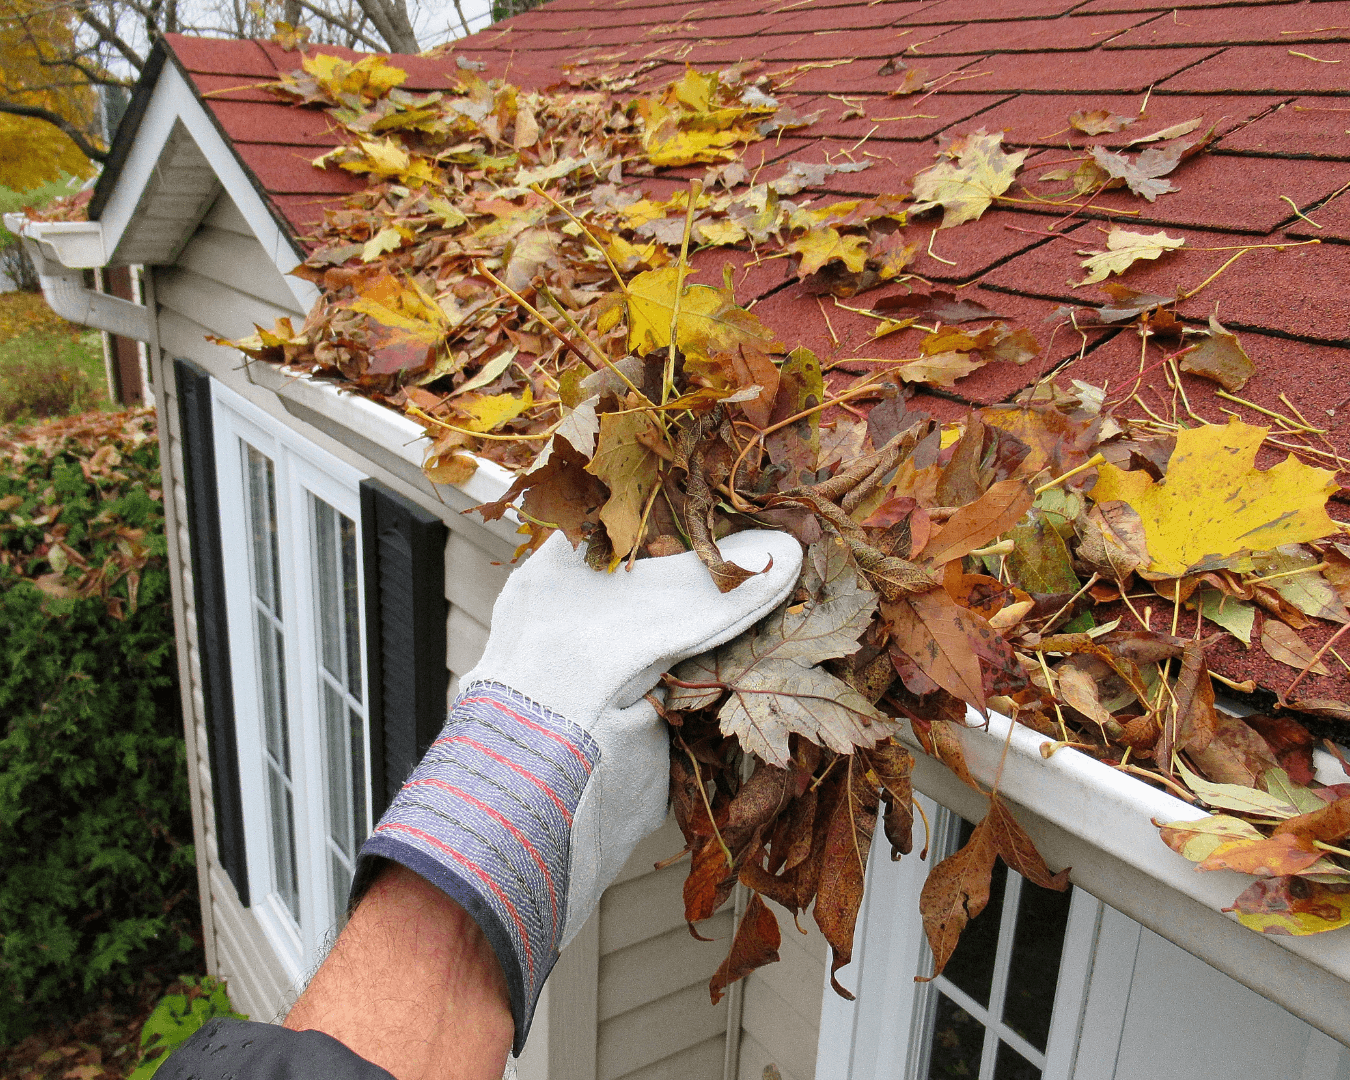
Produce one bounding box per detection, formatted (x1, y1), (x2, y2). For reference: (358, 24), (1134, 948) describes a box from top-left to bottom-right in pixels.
(157, 1017), (396, 1080)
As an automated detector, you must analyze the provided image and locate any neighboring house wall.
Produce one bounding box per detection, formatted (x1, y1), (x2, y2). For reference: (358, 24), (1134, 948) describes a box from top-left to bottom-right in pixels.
(148, 188), (821, 1076)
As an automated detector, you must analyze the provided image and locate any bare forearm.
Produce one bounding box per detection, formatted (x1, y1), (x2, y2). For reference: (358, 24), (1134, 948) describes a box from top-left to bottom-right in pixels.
(284, 863), (514, 1080)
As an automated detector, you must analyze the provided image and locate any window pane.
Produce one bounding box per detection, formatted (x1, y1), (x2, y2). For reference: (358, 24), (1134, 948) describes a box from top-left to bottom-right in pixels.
(312, 495), (363, 702)
(331, 849), (352, 931)
(1003, 876), (1073, 1051)
(993, 1041), (1040, 1080)
(322, 682), (352, 858)
(245, 445), (281, 612)
(943, 819), (1007, 1007)
(313, 497), (343, 681)
(340, 514), (361, 702)
(267, 763), (300, 921)
(256, 612), (291, 771)
(349, 704), (368, 845)
(929, 993), (984, 1080)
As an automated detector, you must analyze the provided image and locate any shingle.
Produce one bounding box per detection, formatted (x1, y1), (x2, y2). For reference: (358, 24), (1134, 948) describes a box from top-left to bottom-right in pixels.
(1160, 42), (1350, 93)
(982, 223), (1350, 344)
(1218, 96), (1350, 158)
(1286, 187), (1350, 242)
(1104, 0), (1350, 48)
(920, 12), (1159, 55)
(1015, 148), (1350, 233)
(777, 92), (1013, 143)
(972, 46), (1222, 92)
(972, 92), (1280, 148)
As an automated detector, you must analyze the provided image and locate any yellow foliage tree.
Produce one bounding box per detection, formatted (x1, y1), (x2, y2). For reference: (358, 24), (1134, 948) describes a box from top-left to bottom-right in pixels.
(0, 2), (102, 188)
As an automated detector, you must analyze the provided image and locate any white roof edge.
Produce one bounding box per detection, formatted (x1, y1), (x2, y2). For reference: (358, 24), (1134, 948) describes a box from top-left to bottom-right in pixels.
(267, 367), (520, 543)
(905, 709), (1350, 1025)
(96, 59), (320, 313)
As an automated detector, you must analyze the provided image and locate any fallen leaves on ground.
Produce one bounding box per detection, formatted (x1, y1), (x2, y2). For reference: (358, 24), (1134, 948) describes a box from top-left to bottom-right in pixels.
(1074, 228), (1185, 287)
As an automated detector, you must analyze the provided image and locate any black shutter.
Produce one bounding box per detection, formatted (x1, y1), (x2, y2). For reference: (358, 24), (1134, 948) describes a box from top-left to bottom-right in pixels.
(174, 359), (249, 906)
(360, 480), (449, 819)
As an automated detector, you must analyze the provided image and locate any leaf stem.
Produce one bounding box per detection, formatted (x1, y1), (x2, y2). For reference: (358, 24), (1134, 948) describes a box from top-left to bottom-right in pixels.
(1246, 562), (1329, 585)
(1033, 452), (1105, 495)
(681, 740), (735, 872)
(665, 179), (703, 407)
(529, 183), (628, 291)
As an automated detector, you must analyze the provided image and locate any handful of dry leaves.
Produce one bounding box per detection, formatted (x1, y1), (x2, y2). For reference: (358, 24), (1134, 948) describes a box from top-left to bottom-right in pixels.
(221, 46), (1350, 1002)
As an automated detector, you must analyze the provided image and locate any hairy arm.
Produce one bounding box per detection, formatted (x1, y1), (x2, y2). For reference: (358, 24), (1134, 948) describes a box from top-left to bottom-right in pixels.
(284, 863), (514, 1080)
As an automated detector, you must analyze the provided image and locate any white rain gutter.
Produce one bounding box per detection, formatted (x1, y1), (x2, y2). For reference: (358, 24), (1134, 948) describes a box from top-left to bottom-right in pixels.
(902, 708), (1350, 1043)
(2, 215), (153, 343)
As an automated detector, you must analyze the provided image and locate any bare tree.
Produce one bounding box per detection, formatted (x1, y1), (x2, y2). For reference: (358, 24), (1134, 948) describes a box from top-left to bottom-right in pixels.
(0, 0), (460, 173)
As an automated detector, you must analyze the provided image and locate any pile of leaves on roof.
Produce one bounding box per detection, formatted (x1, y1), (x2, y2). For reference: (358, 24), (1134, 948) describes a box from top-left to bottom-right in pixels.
(224, 47), (1350, 999)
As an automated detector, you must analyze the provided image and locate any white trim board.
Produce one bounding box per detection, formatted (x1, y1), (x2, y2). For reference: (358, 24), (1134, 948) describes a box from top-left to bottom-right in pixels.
(96, 59), (320, 314)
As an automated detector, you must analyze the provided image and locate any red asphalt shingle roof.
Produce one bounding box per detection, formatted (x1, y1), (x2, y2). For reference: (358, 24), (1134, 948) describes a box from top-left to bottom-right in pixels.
(159, 0), (1350, 703)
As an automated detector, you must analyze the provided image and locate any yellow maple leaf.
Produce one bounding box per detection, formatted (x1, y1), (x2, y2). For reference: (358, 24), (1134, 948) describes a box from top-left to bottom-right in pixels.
(625, 267), (782, 361)
(1091, 419), (1340, 577)
(348, 269), (450, 344)
(457, 388), (534, 433)
(303, 53), (407, 100)
(1073, 227), (1185, 287)
(911, 129), (1028, 229)
(786, 227), (870, 276)
(585, 409), (662, 559)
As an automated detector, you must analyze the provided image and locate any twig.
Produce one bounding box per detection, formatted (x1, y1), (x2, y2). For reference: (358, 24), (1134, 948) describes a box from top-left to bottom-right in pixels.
(666, 179), (703, 406)
(1116, 763), (1199, 804)
(1280, 619), (1350, 705)
(1247, 562), (1328, 585)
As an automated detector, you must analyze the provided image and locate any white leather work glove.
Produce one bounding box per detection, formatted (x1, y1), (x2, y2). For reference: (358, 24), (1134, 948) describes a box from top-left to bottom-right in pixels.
(351, 529), (802, 1053)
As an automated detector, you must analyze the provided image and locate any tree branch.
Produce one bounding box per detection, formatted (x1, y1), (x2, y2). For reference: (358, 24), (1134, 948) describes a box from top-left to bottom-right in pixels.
(0, 100), (108, 161)
(293, 0), (384, 50)
(72, 3), (146, 71)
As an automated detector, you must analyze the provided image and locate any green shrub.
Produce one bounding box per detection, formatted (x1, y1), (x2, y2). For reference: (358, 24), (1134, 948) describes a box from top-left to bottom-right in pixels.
(130, 976), (247, 1079)
(0, 339), (101, 423)
(0, 407), (196, 1046)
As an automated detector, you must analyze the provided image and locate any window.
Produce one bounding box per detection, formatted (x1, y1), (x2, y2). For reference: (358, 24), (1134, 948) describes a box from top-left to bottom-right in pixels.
(213, 381), (370, 982)
(913, 813), (1077, 1080)
(817, 794), (1350, 1080)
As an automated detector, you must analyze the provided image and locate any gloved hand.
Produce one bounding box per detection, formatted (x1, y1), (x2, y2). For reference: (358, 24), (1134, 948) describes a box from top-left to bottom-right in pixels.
(351, 529), (802, 1053)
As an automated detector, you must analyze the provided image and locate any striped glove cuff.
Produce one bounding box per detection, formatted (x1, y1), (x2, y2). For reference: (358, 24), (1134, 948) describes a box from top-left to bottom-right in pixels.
(352, 681), (600, 1054)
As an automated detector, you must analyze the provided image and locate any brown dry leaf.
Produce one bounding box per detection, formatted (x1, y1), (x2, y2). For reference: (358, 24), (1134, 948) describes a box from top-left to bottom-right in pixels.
(685, 834), (736, 925)
(1173, 641), (1218, 754)
(1261, 619), (1330, 676)
(669, 542), (897, 766)
(1086, 128), (1213, 201)
(921, 479), (1033, 567)
(1179, 316), (1256, 391)
(884, 589), (990, 713)
(815, 757), (878, 997)
(1188, 713), (1282, 788)
(986, 796), (1070, 891)
(1070, 108), (1135, 135)
(1055, 662), (1117, 733)
(709, 892), (782, 1004)
(873, 290), (1007, 324)
(1272, 796), (1350, 846)
(917, 812), (997, 981)
(585, 409), (662, 559)
(866, 741), (915, 858)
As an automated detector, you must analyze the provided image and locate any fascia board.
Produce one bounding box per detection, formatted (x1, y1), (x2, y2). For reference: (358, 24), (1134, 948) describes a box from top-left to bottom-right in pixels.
(96, 60), (320, 315)
(903, 709), (1350, 1041)
(243, 361), (520, 545)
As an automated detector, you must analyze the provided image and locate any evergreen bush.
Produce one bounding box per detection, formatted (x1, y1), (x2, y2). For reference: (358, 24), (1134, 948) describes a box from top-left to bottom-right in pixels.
(0, 408), (196, 1046)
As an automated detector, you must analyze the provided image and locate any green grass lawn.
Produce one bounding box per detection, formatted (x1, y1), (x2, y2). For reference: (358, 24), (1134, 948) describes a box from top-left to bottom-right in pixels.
(0, 291), (110, 424)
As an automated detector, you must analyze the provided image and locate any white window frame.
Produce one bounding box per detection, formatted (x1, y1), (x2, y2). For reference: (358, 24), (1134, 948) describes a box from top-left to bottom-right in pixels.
(212, 379), (371, 985)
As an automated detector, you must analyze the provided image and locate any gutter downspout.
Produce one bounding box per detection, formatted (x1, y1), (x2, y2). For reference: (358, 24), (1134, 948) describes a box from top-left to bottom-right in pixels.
(2, 215), (152, 343)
